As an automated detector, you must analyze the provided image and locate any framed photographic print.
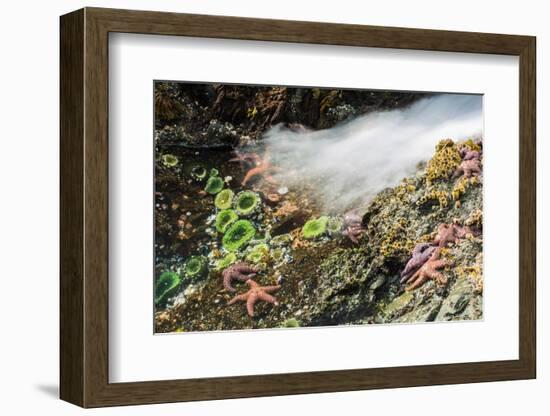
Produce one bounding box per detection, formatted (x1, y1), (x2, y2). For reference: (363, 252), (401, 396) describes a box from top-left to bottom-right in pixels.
(60, 7), (536, 408)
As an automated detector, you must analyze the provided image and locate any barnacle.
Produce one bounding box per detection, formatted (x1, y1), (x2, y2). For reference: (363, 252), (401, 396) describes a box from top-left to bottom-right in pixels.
(425, 139), (462, 184)
(465, 209), (483, 229)
(461, 138), (482, 152)
(379, 218), (414, 258)
(456, 253), (483, 294)
(417, 189), (449, 209)
(451, 176), (480, 201)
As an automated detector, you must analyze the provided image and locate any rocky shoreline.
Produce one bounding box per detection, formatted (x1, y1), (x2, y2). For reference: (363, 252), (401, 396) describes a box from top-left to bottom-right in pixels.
(153, 83), (483, 333)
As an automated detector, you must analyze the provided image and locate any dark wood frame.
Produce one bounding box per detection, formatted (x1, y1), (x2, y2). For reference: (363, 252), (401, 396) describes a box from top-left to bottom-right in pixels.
(60, 7), (536, 408)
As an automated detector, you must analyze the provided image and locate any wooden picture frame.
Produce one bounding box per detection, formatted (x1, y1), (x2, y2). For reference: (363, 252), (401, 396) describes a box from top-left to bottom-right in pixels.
(60, 7), (536, 408)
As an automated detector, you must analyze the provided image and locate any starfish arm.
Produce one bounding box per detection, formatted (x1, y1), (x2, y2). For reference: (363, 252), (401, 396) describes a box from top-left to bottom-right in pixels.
(223, 275), (237, 292)
(400, 268), (417, 283)
(228, 293), (249, 306)
(426, 270), (447, 285)
(261, 285), (281, 293)
(234, 271), (256, 281)
(234, 264), (258, 273)
(399, 272), (410, 283)
(246, 293), (259, 317)
(257, 292), (278, 305)
(406, 271), (428, 291)
(430, 259), (448, 270)
(401, 256), (419, 277)
(405, 268), (421, 286)
(242, 166), (264, 185)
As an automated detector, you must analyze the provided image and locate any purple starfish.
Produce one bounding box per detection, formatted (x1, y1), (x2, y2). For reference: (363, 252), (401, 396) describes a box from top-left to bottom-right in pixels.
(342, 212), (365, 244)
(222, 262), (258, 292)
(460, 148), (481, 161)
(400, 243), (437, 284)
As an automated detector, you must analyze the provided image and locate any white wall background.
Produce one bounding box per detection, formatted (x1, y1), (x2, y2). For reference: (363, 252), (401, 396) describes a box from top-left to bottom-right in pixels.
(0, 0), (545, 414)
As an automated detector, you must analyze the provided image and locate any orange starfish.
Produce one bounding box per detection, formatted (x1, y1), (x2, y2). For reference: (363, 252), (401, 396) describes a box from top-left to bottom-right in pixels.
(453, 159), (482, 178)
(406, 248), (450, 291)
(433, 223), (472, 247)
(241, 151), (281, 186)
(227, 280), (281, 317)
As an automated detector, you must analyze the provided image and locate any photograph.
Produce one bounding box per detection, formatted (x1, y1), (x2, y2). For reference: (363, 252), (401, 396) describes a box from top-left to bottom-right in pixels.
(153, 82), (484, 333)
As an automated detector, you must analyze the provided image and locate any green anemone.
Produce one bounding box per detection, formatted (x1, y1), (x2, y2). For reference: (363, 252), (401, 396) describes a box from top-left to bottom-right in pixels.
(215, 189), (234, 210)
(215, 209), (238, 233)
(235, 191), (261, 216)
(302, 216), (329, 239)
(327, 216), (344, 234)
(190, 165), (208, 181)
(245, 243), (269, 263)
(184, 256), (207, 279)
(154, 271), (181, 306)
(209, 168), (219, 177)
(222, 220), (256, 252)
(281, 318), (300, 328)
(161, 154), (178, 167)
(204, 176), (224, 194)
(214, 252), (237, 271)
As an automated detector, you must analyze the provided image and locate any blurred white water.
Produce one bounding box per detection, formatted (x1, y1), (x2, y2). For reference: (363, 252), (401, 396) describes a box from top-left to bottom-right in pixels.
(263, 93), (483, 213)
